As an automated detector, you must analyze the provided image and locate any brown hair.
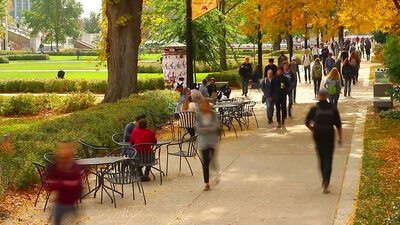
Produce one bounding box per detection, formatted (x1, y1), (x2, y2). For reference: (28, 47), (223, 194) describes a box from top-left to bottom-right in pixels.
(181, 96), (192, 111)
(343, 58), (350, 66)
(314, 58), (320, 64)
(138, 119), (148, 129)
(327, 68), (341, 81)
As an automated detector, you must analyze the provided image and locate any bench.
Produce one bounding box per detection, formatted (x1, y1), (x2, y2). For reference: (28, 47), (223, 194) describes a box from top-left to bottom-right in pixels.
(373, 83), (393, 112)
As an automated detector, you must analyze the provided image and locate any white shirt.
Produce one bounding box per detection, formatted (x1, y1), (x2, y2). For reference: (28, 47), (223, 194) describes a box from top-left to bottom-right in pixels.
(302, 54), (311, 67)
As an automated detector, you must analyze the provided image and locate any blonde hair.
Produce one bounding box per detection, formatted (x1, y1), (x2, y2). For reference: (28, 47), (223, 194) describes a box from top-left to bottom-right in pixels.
(181, 96), (192, 112)
(327, 68), (341, 81)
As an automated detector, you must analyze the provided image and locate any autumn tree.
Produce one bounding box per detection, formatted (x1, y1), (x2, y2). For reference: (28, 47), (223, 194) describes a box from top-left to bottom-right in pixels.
(102, 0), (143, 103)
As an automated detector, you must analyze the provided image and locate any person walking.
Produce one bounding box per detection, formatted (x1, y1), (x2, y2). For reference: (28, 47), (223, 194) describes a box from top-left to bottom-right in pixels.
(359, 41), (365, 59)
(269, 68), (290, 128)
(302, 50), (312, 83)
(349, 51), (361, 84)
(325, 53), (336, 75)
(365, 38), (372, 61)
(289, 57), (300, 104)
(305, 89), (343, 193)
(312, 58), (323, 99)
(277, 51), (288, 67)
(261, 70), (274, 124)
(239, 57), (253, 97)
(312, 44), (319, 60)
(199, 79), (209, 97)
(197, 99), (220, 191)
(283, 61), (296, 117)
(324, 68), (342, 107)
(342, 59), (354, 97)
(264, 58), (278, 76)
(321, 45), (329, 70)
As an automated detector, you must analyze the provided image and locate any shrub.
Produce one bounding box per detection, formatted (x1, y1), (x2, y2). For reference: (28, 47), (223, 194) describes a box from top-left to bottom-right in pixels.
(0, 50), (33, 55)
(383, 35), (400, 83)
(0, 56), (9, 64)
(0, 93), (96, 116)
(0, 90), (178, 190)
(206, 70), (240, 87)
(138, 78), (164, 90)
(44, 80), (78, 93)
(48, 49), (98, 56)
(388, 86), (400, 102)
(6, 54), (50, 61)
(379, 110), (400, 119)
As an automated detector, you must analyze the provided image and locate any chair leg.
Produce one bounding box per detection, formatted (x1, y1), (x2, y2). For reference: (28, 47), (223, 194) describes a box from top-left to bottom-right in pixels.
(253, 113), (259, 128)
(111, 186), (117, 208)
(159, 162), (163, 185)
(231, 122), (238, 138)
(179, 157), (182, 172)
(166, 153), (169, 176)
(139, 182), (146, 205)
(34, 184), (44, 207)
(183, 156), (194, 176)
(131, 183), (135, 200)
(121, 184), (124, 198)
(44, 191), (52, 212)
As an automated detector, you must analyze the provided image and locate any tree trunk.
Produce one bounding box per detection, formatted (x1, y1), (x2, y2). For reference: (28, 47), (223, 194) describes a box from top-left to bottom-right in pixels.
(103, 0), (143, 103)
(218, 0), (228, 71)
(272, 35), (281, 51)
(257, 5), (262, 73)
(338, 26), (344, 47)
(286, 33), (293, 59)
(316, 33), (320, 47)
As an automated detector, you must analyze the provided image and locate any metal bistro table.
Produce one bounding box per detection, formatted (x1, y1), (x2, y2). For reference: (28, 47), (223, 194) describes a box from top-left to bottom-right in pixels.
(77, 156), (128, 203)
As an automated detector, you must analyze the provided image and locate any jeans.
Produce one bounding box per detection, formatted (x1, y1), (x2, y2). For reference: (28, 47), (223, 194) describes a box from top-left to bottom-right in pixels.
(315, 140), (334, 186)
(344, 79), (352, 96)
(287, 89), (294, 117)
(265, 97), (274, 122)
(313, 78), (322, 96)
(366, 49), (371, 61)
(241, 78), (249, 96)
(328, 94), (340, 107)
(54, 204), (76, 225)
(304, 65), (311, 82)
(274, 96), (287, 125)
(201, 148), (215, 183)
(293, 85), (297, 103)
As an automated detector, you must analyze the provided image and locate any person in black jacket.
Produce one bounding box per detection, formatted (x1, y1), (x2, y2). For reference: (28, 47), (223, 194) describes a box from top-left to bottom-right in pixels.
(239, 57), (253, 97)
(365, 38), (372, 61)
(321, 45), (330, 72)
(282, 61), (296, 118)
(342, 59), (354, 97)
(305, 89), (342, 194)
(269, 67), (290, 128)
(264, 58), (278, 76)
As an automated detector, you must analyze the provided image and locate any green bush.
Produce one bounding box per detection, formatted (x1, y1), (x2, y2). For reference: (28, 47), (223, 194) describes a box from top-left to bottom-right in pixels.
(48, 49), (98, 56)
(0, 93), (96, 116)
(379, 110), (400, 119)
(0, 50), (33, 55)
(6, 54), (50, 61)
(207, 70), (240, 87)
(0, 90), (178, 190)
(0, 56), (9, 64)
(383, 35), (400, 83)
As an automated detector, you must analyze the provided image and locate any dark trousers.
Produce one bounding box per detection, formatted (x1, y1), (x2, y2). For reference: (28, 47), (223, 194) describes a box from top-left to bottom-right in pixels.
(54, 204), (76, 225)
(366, 49), (371, 61)
(315, 140), (334, 186)
(287, 89), (294, 117)
(137, 166), (151, 177)
(344, 79), (352, 96)
(241, 78), (249, 96)
(201, 148), (215, 183)
(313, 78), (322, 96)
(274, 97), (287, 125)
(328, 94), (340, 107)
(304, 65), (311, 82)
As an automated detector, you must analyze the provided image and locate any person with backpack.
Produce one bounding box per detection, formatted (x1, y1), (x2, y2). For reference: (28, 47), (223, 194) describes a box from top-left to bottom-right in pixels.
(261, 70), (274, 124)
(312, 58), (323, 99)
(305, 89), (343, 194)
(365, 38), (372, 61)
(324, 68), (342, 107)
(342, 59), (354, 97)
(321, 45), (329, 70)
(269, 68), (290, 128)
(359, 41), (365, 59)
(349, 51), (361, 85)
(302, 50), (312, 83)
(325, 53), (336, 75)
(239, 57), (253, 97)
(283, 61), (296, 118)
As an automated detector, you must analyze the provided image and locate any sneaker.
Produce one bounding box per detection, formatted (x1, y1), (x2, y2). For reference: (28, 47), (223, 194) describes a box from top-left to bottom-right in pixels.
(277, 123), (282, 128)
(268, 120), (273, 124)
(204, 184), (210, 191)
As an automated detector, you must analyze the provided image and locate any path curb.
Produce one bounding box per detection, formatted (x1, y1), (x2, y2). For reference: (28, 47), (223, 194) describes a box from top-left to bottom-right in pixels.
(333, 108), (367, 225)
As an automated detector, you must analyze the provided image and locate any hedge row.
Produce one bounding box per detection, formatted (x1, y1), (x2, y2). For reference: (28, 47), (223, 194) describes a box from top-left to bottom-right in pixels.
(0, 93), (97, 116)
(0, 90), (178, 193)
(0, 78), (164, 94)
(138, 62), (239, 73)
(207, 70), (241, 87)
(47, 49), (98, 56)
(0, 54), (50, 63)
(0, 50), (33, 55)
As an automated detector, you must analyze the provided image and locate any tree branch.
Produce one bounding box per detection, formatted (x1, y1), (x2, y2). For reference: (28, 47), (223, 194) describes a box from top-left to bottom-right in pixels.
(393, 0), (400, 9)
(224, 0), (245, 15)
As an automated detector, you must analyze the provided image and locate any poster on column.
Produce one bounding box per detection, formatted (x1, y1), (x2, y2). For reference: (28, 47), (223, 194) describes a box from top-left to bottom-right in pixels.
(162, 44), (187, 90)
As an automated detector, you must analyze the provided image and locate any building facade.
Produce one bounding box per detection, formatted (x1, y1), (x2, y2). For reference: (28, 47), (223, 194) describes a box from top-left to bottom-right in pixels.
(10, 0), (32, 23)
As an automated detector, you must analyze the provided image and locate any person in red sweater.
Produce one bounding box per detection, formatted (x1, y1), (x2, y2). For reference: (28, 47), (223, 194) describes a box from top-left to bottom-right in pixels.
(130, 119), (157, 182)
(47, 141), (82, 225)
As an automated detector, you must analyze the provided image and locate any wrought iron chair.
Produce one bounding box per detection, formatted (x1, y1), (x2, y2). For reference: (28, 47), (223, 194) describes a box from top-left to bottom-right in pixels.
(103, 158), (146, 208)
(112, 133), (126, 146)
(177, 111), (198, 140)
(33, 162), (52, 211)
(78, 140), (111, 158)
(242, 101), (259, 128)
(166, 135), (201, 176)
(132, 143), (163, 185)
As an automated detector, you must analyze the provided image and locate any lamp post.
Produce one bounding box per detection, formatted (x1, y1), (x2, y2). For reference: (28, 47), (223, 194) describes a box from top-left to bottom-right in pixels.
(186, 0), (194, 85)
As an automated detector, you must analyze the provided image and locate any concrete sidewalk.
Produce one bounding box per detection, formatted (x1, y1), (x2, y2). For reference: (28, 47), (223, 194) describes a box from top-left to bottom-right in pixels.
(6, 62), (374, 225)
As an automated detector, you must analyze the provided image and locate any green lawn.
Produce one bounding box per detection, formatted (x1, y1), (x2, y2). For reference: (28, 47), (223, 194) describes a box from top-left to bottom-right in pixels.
(354, 112), (400, 224)
(0, 61), (103, 70)
(0, 117), (47, 136)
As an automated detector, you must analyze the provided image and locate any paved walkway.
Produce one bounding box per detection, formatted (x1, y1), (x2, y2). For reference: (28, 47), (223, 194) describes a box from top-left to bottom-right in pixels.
(6, 61), (375, 225)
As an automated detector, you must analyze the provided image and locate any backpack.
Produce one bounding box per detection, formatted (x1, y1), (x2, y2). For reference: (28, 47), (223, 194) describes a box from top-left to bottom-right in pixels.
(327, 80), (339, 95)
(314, 105), (335, 136)
(175, 82), (184, 93)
